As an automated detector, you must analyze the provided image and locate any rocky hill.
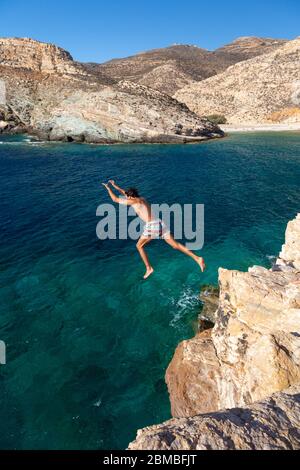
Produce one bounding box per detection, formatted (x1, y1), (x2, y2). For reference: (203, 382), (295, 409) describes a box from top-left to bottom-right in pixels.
(175, 37), (300, 124)
(86, 45), (226, 94)
(214, 36), (287, 61)
(85, 37), (287, 95)
(0, 38), (223, 143)
(129, 213), (300, 450)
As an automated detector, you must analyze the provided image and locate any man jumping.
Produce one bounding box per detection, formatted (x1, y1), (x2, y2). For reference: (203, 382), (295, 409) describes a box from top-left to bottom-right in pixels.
(102, 180), (206, 279)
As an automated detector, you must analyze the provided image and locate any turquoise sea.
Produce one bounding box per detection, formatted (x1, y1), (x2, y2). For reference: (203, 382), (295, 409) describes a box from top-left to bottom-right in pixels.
(0, 132), (299, 449)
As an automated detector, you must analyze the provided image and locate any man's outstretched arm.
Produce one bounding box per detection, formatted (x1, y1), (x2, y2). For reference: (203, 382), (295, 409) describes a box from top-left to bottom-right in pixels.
(108, 180), (126, 196)
(102, 183), (131, 205)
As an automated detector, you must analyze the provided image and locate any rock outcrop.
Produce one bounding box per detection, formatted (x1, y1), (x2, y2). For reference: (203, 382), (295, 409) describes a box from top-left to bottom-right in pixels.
(129, 214), (300, 449)
(88, 38), (287, 96)
(0, 104), (26, 134)
(128, 385), (300, 450)
(0, 38), (223, 143)
(175, 37), (300, 124)
(199, 285), (219, 325)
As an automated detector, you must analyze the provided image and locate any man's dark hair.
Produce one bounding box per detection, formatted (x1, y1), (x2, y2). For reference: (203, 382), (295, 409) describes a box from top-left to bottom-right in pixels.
(125, 187), (140, 198)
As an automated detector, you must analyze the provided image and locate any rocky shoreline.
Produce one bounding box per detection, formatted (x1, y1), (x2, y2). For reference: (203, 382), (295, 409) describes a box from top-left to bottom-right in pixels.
(0, 38), (224, 144)
(128, 214), (300, 450)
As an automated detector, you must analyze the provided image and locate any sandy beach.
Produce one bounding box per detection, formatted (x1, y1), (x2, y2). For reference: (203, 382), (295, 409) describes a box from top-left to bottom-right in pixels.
(221, 123), (300, 132)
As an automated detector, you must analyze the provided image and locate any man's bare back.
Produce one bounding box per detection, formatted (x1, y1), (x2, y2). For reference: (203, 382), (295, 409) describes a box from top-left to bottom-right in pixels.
(131, 198), (153, 223)
(102, 180), (206, 279)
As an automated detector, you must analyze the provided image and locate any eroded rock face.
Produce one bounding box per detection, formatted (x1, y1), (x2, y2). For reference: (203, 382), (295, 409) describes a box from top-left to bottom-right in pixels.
(129, 214), (300, 450)
(166, 330), (222, 417)
(128, 385), (300, 450)
(210, 266), (300, 409)
(199, 285), (219, 325)
(0, 105), (25, 134)
(278, 214), (300, 270)
(0, 38), (223, 143)
(0, 37), (86, 76)
(175, 37), (300, 124)
(166, 214), (300, 417)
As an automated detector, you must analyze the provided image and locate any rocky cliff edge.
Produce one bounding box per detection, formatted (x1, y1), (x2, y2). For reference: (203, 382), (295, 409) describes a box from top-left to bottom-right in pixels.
(129, 214), (300, 450)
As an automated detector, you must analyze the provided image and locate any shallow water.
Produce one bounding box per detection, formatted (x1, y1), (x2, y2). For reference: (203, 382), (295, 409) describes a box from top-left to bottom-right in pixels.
(0, 132), (299, 449)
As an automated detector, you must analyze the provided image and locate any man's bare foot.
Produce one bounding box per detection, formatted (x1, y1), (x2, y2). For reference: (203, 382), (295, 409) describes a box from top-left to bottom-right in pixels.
(198, 257), (206, 272)
(144, 267), (154, 279)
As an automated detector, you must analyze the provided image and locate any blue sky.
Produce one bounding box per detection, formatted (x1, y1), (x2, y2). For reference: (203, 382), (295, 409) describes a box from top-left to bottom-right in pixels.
(0, 0), (299, 63)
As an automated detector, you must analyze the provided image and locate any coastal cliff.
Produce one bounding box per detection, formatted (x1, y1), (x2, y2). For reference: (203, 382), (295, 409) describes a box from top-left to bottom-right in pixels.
(0, 38), (223, 143)
(129, 214), (300, 450)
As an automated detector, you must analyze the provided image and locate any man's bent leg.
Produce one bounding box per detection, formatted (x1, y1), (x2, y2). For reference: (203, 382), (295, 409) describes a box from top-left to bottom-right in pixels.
(164, 233), (206, 272)
(136, 236), (154, 279)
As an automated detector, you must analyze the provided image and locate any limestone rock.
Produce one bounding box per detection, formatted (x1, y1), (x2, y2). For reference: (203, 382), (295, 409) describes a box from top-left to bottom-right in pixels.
(128, 385), (300, 450)
(166, 330), (222, 417)
(175, 37), (300, 124)
(165, 214), (300, 418)
(278, 213), (300, 270)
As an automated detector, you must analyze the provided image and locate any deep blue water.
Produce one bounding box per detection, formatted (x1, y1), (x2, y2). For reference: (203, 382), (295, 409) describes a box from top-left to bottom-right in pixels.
(0, 132), (299, 449)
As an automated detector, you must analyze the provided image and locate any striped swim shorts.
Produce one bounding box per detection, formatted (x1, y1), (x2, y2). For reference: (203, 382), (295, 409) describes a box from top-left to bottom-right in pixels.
(142, 219), (170, 239)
